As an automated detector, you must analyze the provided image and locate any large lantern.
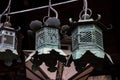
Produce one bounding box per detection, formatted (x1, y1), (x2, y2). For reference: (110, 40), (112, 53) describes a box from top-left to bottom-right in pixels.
(70, 0), (105, 60)
(71, 19), (104, 59)
(70, 0), (113, 72)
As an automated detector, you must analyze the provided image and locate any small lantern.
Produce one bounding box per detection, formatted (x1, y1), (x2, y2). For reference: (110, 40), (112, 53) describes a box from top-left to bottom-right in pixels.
(26, 0), (67, 72)
(0, 22), (16, 50)
(0, 21), (19, 66)
(29, 18), (61, 52)
(29, 0), (64, 55)
(28, 17), (68, 72)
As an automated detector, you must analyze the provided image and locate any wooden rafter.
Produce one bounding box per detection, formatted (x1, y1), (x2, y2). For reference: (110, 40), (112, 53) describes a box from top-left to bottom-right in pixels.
(56, 61), (64, 80)
(23, 50), (51, 80)
(68, 65), (94, 80)
(26, 67), (44, 80)
(37, 64), (50, 79)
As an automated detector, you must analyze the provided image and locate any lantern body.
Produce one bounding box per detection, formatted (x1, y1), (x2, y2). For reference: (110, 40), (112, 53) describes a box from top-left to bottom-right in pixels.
(71, 21), (104, 59)
(35, 26), (60, 50)
(0, 27), (16, 49)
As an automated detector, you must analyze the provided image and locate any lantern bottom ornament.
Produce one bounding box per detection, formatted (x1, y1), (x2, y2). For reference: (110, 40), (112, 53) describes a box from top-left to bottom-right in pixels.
(0, 22), (21, 66)
(72, 49), (113, 64)
(73, 50), (114, 73)
(0, 49), (20, 66)
(25, 48), (68, 72)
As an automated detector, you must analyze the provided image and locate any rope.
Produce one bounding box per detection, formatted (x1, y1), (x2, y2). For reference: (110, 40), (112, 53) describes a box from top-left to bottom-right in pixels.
(0, 0), (11, 22)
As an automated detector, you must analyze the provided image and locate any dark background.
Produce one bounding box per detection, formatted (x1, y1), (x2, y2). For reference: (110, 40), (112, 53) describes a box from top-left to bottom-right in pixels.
(0, 0), (120, 76)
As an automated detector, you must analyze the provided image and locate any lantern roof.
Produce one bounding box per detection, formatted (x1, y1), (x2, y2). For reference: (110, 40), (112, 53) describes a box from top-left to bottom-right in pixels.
(0, 22), (15, 32)
(69, 18), (108, 32)
(44, 17), (61, 28)
(69, 0), (109, 32)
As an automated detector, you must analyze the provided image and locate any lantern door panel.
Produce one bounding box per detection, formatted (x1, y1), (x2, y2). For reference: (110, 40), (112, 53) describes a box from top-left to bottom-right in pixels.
(36, 28), (45, 50)
(0, 30), (15, 49)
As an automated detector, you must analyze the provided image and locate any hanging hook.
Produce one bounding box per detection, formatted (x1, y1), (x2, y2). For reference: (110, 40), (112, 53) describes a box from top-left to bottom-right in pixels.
(49, 0), (58, 18)
(0, 0), (12, 23)
(79, 0), (92, 20)
(43, 0), (58, 23)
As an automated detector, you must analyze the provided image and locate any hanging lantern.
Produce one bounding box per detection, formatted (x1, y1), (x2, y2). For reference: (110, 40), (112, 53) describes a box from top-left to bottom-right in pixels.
(0, 21), (19, 66)
(0, 22), (16, 50)
(70, 0), (113, 72)
(71, 19), (105, 59)
(71, 0), (105, 60)
(26, 0), (67, 72)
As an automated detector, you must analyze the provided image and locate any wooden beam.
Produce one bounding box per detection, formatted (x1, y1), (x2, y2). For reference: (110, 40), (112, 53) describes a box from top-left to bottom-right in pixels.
(26, 67), (44, 80)
(56, 61), (64, 80)
(68, 66), (94, 80)
(37, 65), (50, 79)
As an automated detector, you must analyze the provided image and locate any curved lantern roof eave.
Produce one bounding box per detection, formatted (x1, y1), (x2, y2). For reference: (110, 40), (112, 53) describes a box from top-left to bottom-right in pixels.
(25, 47), (67, 62)
(69, 17), (111, 32)
(37, 47), (67, 56)
(42, 25), (61, 29)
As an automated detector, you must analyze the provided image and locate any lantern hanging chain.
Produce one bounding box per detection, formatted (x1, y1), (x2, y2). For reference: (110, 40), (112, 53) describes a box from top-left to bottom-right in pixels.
(0, 0), (11, 22)
(79, 0), (92, 20)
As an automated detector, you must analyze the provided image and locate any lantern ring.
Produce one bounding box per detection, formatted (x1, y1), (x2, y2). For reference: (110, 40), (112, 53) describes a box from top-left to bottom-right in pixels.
(43, 16), (49, 23)
(79, 8), (92, 20)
